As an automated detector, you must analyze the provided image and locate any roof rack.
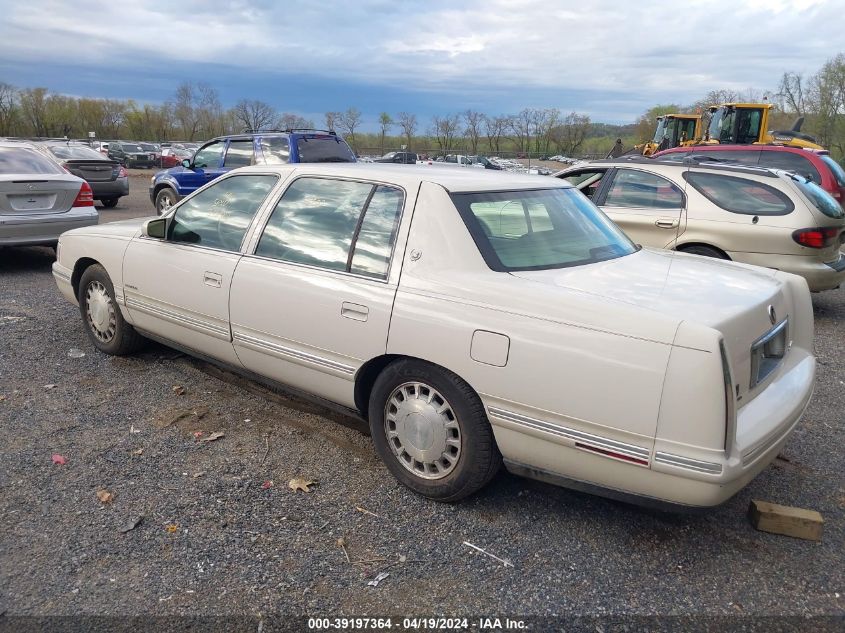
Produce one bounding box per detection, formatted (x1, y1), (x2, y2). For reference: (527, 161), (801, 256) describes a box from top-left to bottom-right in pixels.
(241, 128), (337, 135)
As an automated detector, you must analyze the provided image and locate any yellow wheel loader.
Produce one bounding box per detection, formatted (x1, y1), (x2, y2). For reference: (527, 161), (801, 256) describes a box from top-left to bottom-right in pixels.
(702, 102), (823, 149)
(629, 114), (703, 156)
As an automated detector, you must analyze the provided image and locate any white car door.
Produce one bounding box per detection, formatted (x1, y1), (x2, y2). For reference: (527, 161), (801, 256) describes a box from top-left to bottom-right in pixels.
(122, 173), (280, 364)
(230, 176), (412, 409)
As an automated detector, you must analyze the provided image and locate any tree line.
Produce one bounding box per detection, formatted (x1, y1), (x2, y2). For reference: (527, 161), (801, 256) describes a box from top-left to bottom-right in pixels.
(2, 52), (843, 160)
(0, 80), (595, 157)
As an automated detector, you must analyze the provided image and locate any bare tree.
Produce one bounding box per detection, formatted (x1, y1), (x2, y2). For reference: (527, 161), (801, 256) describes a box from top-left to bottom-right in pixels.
(325, 111), (341, 131)
(278, 113), (313, 130)
(483, 115), (510, 154)
(430, 114), (461, 155)
(551, 112), (591, 156)
(18, 87), (49, 136)
(0, 82), (18, 135)
(338, 107), (362, 149)
(172, 82), (201, 140)
(397, 112), (417, 149)
(378, 112), (393, 153)
(233, 99), (277, 131)
(463, 110), (484, 154)
(509, 108), (536, 153)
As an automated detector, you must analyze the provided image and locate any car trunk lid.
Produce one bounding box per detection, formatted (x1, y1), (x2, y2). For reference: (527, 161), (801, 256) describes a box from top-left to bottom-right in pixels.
(64, 160), (119, 183)
(510, 248), (791, 402)
(0, 175), (83, 215)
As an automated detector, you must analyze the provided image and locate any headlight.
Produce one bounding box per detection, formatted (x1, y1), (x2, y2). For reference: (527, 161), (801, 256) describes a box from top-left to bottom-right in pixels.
(750, 319), (788, 389)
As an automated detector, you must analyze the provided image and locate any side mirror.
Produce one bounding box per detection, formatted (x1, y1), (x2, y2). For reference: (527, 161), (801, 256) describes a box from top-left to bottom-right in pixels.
(142, 217), (167, 239)
(181, 159), (191, 168)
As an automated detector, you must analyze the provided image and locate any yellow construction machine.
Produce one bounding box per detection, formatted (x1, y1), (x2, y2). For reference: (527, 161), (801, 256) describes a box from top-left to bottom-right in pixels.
(702, 102), (823, 149)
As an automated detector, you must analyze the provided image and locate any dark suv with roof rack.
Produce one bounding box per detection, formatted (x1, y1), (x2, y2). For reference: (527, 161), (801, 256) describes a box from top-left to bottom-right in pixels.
(149, 129), (356, 214)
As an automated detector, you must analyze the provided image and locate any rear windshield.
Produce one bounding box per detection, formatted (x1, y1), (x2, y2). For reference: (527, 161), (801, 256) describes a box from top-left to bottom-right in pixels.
(820, 155), (845, 188)
(790, 174), (844, 219)
(295, 135), (356, 163)
(48, 145), (108, 161)
(683, 171), (794, 216)
(0, 146), (64, 174)
(450, 188), (637, 271)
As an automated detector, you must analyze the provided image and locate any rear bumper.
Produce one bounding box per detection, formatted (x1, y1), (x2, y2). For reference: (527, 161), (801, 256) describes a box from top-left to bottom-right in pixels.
(90, 178), (129, 199)
(728, 251), (845, 291)
(490, 351), (814, 510)
(0, 208), (99, 246)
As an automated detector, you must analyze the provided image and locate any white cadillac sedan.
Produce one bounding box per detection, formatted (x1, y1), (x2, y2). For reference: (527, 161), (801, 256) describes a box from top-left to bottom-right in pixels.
(52, 164), (815, 509)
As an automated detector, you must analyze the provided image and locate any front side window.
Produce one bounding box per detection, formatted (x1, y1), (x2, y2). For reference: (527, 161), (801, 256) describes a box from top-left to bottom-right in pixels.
(450, 188), (637, 271)
(684, 171), (794, 216)
(255, 178), (404, 278)
(0, 147), (64, 174)
(604, 169), (684, 209)
(560, 169), (607, 201)
(654, 151), (690, 163)
(224, 140), (254, 168)
(169, 174), (278, 251)
(192, 141), (225, 169)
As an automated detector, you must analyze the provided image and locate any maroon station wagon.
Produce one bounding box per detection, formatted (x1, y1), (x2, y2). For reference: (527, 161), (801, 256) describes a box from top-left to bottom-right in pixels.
(654, 144), (845, 205)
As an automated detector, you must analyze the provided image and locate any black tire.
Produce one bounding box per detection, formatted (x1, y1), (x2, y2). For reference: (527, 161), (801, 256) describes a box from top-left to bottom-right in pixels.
(155, 188), (178, 215)
(368, 358), (501, 502)
(679, 244), (728, 259)
(101, 198), (119, 208)
(77, 264), (144, 356)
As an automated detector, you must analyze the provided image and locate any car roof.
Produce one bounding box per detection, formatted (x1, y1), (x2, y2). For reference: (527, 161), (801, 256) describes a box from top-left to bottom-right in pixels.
(656, 144), (826, 156)
(558, 157), (784, 179)
(233, 163), (572, 193)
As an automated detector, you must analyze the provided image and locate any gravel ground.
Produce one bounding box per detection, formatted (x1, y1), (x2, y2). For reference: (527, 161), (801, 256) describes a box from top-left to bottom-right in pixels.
(0, 172), (843, 625)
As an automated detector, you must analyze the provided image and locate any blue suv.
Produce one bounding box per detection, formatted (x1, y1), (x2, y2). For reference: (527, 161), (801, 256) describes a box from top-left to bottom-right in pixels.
(149, 129), (356, 213)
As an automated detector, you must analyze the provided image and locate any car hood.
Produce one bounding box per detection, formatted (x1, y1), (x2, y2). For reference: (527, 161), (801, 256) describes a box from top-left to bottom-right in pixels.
(156, 166), (189, 178)
(65, 217), (149, 239)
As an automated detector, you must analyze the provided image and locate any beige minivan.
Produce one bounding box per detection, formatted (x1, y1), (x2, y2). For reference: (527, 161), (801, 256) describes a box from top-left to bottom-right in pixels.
(555, 158), (845, 291)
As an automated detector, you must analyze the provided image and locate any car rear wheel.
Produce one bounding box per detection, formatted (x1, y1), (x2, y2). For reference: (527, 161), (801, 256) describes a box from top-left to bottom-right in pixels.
(155, 188), (178, 215)
(77, 264), (144, 356)
(101, 198), (119, 208)
(679, 244), (729, 259)
(368, 359), (501, 502)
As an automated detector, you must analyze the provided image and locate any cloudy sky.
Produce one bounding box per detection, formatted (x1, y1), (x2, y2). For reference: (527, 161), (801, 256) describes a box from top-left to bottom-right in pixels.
(0, 0), (841, 129)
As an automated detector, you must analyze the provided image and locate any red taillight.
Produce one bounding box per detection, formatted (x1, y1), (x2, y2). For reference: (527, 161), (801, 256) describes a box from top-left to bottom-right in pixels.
(73, 181), (94, 207)
(118, 166), (128, 178)
(792, 227), (840, 249)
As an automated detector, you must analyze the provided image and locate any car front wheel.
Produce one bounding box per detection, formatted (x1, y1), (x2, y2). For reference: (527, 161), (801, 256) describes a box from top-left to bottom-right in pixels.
(77, 264), (144, 355)
(155, 188), (178, 215)
(368, 359), (501, 502)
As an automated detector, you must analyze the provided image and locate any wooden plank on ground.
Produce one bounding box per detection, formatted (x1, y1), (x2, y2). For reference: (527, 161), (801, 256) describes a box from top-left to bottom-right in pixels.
(748, 499), (824, 541)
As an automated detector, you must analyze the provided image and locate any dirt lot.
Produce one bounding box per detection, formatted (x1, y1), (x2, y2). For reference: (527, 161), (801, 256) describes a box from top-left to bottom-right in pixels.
(0, 170), (843, 626)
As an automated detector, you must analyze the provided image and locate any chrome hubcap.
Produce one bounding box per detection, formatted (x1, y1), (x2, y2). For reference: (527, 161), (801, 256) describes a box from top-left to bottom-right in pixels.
(384, 382), (461, 480)
(159, 195), (172, 212)
(85, 281), (116, 343)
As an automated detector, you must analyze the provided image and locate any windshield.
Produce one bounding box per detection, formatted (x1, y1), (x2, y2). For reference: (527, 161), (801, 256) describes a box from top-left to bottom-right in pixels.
(48, 144), (108, 160)
(295, 135), (356, 163)
(651, 117), (667, 144)
(791, 174), (844, 219)
(820, 155), (845, 188)
(450, 188), (637, 271)
(0, 146), (65, 174)
(139, 143), (158, 151)
(708, 107), (735, 143)
(123, 144), (144, 152)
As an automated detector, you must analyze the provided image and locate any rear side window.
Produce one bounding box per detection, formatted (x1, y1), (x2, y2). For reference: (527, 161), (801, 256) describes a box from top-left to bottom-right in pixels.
(604, 169), (684, 209)
(758, 151), (821, 183)
(691, 150), (760, 165)
(819, 155), (845, 188)
(684, 172), (794, 216)
(169, 174), (278, 251)
(260, 137), (290, 164)
(255, 177), (404, 279)
(0, 146), (64, 174)
(790, 175), (844, 219)
(224, 140), (254, 168)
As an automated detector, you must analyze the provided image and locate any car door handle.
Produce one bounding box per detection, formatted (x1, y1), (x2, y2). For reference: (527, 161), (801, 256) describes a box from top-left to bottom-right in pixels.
(655, 219), (679, 229)
(341, 302), (369, 322)
(203, 271), (222, 287)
